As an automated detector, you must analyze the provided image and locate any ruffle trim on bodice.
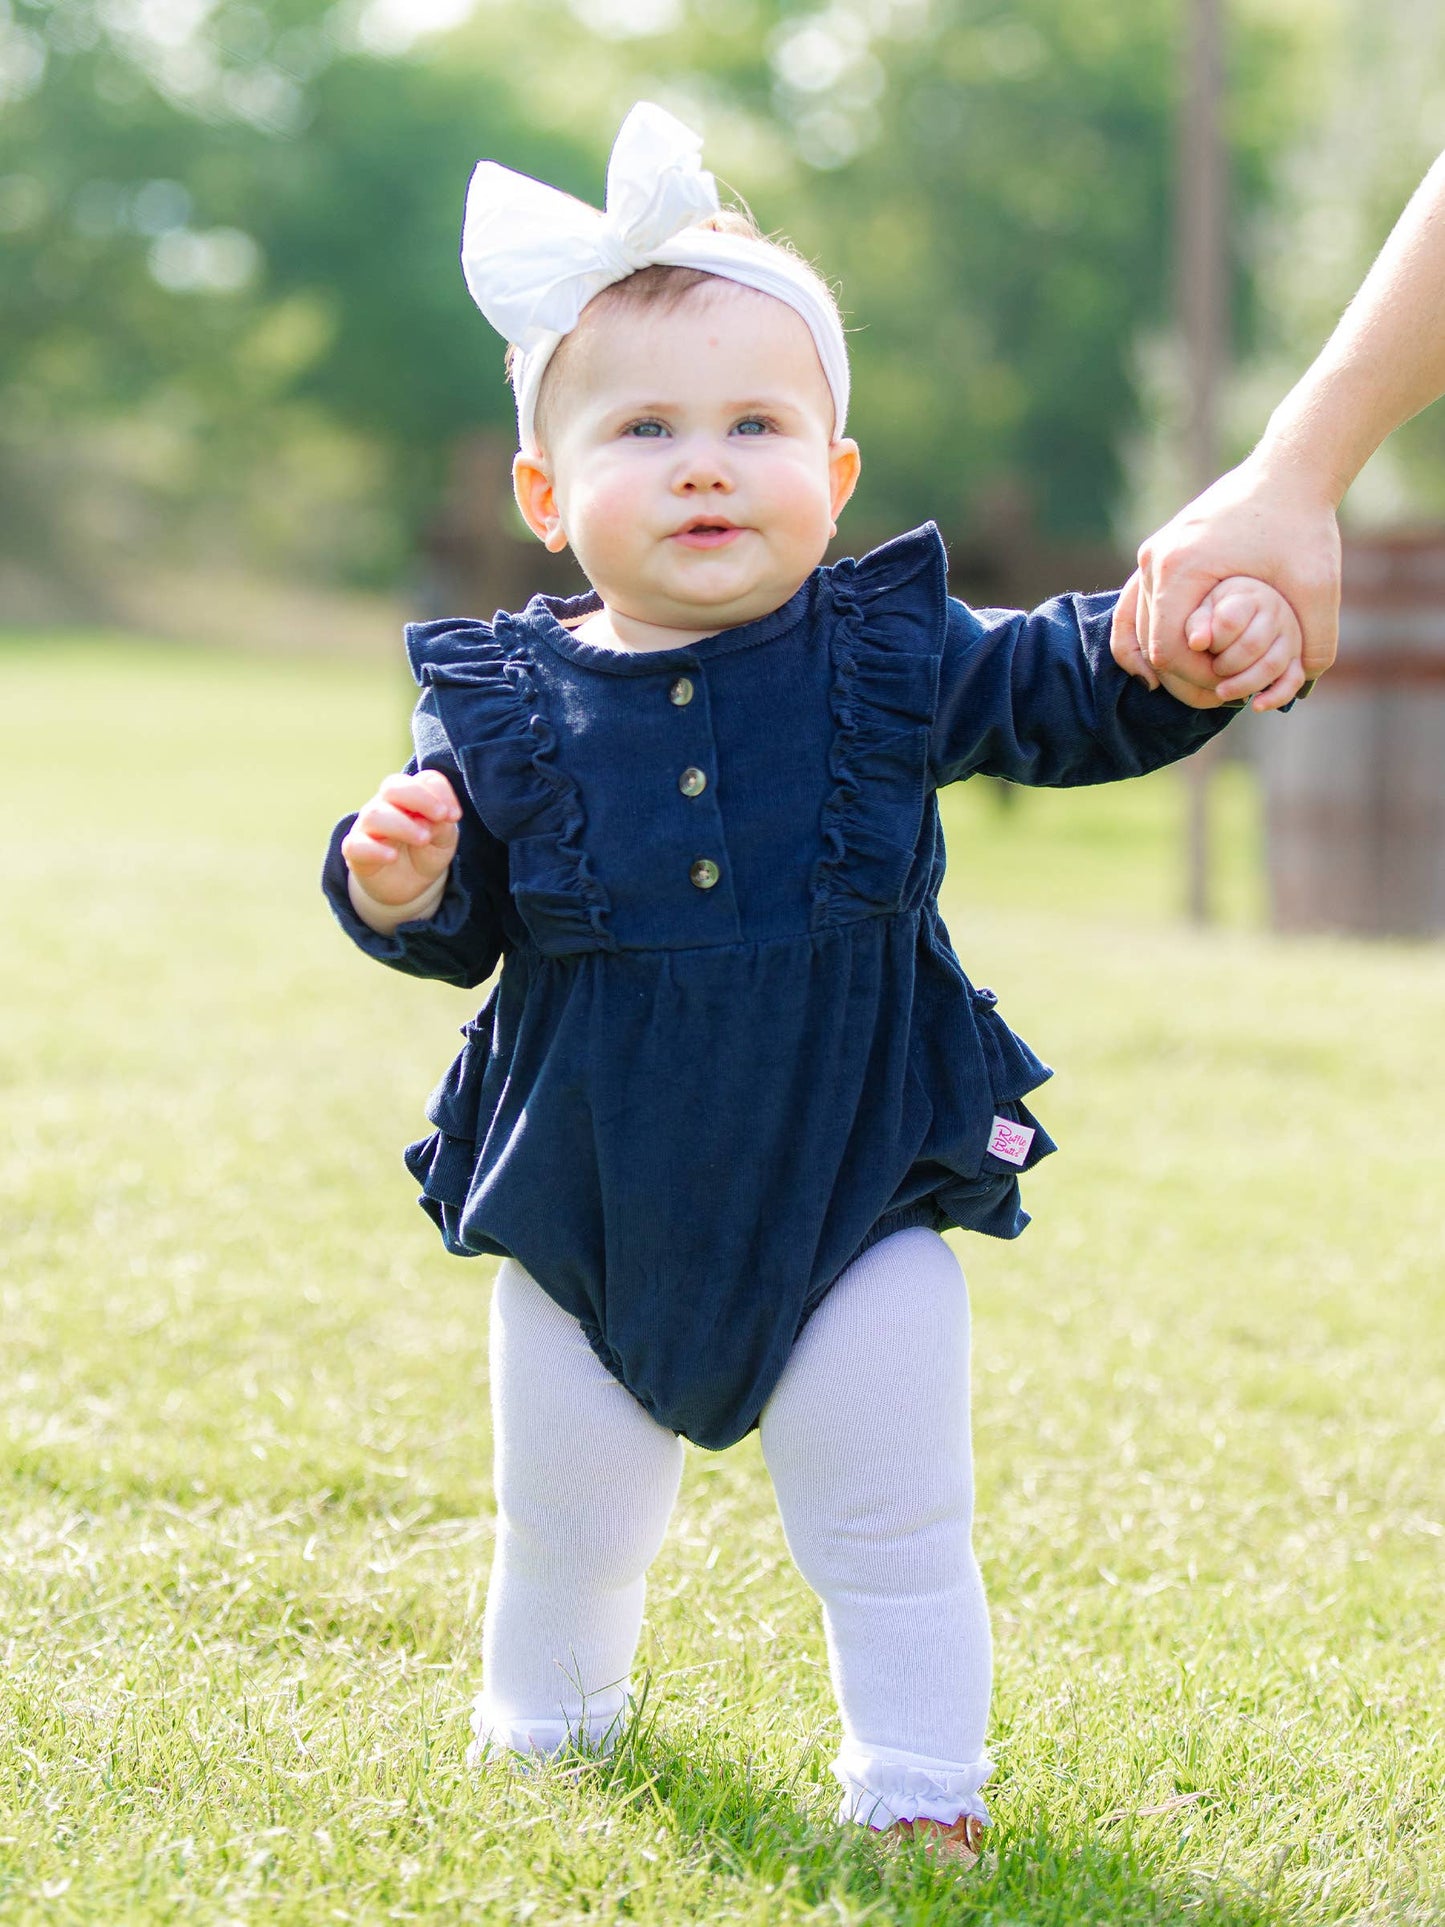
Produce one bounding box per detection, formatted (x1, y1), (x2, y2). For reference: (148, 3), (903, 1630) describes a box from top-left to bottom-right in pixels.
(405, 617), (614, 955)
(811, 524), (945, 926)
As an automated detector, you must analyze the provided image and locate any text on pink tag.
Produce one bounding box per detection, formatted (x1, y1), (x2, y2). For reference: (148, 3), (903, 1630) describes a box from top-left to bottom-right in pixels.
(987, 1115), (1035, 1166)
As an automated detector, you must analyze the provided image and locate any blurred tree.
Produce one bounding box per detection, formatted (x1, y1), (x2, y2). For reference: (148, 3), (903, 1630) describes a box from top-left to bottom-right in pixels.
(0, 0), (600, 595)
(1236, 0), (1445, 526)
(525, 0), (1303, 542)
(0, 0), (1315, 611)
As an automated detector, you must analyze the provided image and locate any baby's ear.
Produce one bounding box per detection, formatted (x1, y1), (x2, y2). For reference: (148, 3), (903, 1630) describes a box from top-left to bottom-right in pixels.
(512, 450), (568, 552)
(827, 437), (862, 530)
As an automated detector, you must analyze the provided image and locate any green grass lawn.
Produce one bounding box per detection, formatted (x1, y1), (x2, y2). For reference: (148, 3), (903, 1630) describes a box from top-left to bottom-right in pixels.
(2, 635), (1441, 1924)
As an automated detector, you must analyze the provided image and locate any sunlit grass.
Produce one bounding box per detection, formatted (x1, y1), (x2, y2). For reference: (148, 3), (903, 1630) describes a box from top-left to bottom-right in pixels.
(2, 636), (1441, 1923)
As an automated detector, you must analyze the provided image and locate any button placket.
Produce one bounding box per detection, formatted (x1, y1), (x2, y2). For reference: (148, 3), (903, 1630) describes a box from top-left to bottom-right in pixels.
(664, 667), (730, 907)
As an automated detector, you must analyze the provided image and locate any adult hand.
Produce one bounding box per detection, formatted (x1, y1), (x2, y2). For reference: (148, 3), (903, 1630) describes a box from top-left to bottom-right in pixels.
(1111, 453), (1342, 692)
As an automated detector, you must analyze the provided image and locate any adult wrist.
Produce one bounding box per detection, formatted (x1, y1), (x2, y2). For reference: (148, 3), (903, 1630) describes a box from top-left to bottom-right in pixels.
(1252, 389), (1365, 512)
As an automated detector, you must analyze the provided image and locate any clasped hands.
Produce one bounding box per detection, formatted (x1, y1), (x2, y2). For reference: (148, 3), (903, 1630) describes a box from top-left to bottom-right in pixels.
(1127, 572), (1305, 712)
(1110, 453), (1342, 707)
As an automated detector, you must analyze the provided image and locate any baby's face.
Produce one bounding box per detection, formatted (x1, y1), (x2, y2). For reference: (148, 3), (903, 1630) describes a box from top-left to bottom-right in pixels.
(513, 282), (861, 642)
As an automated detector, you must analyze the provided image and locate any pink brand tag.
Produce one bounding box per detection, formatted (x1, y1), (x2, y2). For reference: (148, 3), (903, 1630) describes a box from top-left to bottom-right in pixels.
(987, 1115), (1035, 1166)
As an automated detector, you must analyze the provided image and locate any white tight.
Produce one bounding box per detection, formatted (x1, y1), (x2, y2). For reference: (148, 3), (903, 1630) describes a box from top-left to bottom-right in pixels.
(470, 1226), (993, 1828)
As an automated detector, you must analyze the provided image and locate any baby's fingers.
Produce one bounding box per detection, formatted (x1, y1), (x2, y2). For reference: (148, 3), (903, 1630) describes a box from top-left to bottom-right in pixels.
(378, 769), (462, 822)
(1184, 606), (1214, 653)
(1199, 588), (1260, 654)
(355, 796), (448, 848)
(1208, 604), (1282, 681)
(1244, 657), (1307, 713)
(342, 804), (458, 897)
(1213, 629), (1300, 704)
(341, 826), (403, 877)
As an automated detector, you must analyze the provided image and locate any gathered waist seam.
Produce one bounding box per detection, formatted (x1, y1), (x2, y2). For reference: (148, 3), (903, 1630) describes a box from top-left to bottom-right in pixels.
(506, 908), (932, 966)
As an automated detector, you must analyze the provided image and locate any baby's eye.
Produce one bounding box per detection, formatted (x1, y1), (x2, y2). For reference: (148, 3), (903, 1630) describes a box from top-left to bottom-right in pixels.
(622, 419), (669, 439)
(732, 416), (778, 436)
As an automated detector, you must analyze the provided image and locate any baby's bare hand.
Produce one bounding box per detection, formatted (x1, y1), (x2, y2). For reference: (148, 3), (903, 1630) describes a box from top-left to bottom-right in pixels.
(341, 770), (462, 906)
(1183, 575), (1306, 712)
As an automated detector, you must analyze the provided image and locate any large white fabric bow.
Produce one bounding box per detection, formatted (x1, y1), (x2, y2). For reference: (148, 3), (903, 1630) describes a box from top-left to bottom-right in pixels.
(462, 102), (719, 355)
(460, 101), (850, 452)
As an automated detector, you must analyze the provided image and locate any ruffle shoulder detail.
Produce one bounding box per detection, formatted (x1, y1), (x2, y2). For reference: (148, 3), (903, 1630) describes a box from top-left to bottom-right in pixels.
(404, 615), (614, 955)
(810, 524), (946, 925)
(405, 616), (504, 685)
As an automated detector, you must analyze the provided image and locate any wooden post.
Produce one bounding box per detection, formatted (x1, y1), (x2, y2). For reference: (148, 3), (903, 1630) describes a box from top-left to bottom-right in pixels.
(1178, 0), (1227, 923)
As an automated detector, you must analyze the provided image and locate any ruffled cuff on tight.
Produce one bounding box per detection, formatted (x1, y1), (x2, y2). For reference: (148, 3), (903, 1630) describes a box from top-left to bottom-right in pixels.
(832, 1738), (994, 1829)
(465, 1686), (633, 1769)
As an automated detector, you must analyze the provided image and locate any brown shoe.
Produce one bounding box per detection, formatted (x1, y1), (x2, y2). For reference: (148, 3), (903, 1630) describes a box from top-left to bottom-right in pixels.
(877, 1811), (985, 1868)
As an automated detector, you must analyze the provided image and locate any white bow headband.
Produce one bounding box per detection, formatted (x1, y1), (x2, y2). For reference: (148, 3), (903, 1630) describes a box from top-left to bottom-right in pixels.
(459, 102), (850, 454)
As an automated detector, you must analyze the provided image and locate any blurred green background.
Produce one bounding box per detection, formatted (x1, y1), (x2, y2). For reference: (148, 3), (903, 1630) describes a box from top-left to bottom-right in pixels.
(4, 0), (1445, 645)
(2, 638), (1441, 1921)
(4, 13), (1445, 1914)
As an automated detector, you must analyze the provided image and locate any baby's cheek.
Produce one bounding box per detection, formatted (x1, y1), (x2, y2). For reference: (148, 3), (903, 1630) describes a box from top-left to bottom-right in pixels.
(769, 459), (835, 543)
(566, 483), (640, 580)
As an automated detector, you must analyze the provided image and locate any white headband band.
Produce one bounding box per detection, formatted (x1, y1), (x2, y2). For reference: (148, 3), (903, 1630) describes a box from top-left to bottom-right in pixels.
(459, 101), (850, 453)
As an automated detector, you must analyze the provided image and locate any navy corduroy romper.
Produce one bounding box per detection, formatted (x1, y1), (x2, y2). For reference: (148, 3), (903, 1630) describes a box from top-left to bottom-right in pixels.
(323, 523), (1235, 1450)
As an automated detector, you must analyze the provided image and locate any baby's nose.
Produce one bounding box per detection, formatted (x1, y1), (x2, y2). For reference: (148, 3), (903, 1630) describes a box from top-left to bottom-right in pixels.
(673, 440), (733, 490)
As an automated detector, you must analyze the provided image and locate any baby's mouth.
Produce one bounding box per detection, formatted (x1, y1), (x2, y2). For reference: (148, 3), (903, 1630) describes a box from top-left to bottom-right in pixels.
(671, 519), (744, 550)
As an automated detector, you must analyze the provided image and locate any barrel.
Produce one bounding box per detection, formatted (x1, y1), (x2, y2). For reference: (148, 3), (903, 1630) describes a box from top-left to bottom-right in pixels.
(1261, 530), (1445, 936)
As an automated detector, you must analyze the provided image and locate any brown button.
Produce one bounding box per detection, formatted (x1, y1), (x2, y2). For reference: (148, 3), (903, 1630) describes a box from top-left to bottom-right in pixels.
(668, 676), (694, 706)
(678, 766), (707, 797)
(689, 858), (720, 890)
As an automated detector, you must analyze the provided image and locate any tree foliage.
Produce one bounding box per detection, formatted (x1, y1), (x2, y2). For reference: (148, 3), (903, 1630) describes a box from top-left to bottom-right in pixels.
(0, 0), (1312, 598)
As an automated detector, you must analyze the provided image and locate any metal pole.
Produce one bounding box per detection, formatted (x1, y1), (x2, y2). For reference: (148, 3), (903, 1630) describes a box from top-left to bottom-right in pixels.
(1178, 0), (1226, 923)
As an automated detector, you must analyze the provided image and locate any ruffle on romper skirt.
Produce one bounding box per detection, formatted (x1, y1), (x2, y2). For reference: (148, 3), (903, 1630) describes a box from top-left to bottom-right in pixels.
(402, 1005), (496, 1256)
(864, 921), (1057, 1248)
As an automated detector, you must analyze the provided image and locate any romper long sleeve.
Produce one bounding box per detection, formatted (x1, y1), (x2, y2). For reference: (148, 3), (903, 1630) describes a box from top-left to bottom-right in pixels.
(322, 524), (1242, 1451)
(930, 590), (1235, 789)
(321, 685), (517, 988)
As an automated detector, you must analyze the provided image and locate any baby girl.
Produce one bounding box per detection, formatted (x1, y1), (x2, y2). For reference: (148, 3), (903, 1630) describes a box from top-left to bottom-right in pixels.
(323, 104), (1303, 1866)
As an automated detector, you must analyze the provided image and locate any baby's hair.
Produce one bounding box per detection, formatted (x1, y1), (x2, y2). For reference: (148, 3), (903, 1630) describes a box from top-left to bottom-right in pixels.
(509, 205), (844, 452)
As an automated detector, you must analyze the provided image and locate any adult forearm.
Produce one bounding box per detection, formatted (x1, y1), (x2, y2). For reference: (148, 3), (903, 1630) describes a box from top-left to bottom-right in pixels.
(1254, 149), (1445, 505)
(1112, 149), (1445, 685)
